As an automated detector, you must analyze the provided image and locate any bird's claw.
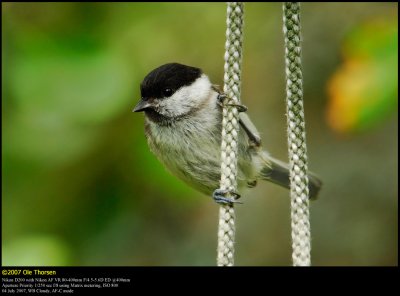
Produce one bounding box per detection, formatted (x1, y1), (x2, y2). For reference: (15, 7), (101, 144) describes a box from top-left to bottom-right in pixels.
(217, 94), (248, 113)
(212, 189), (243, 205)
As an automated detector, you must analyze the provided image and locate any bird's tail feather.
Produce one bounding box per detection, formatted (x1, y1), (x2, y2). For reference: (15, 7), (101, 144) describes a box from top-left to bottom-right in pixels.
(259, 154), (322, 200)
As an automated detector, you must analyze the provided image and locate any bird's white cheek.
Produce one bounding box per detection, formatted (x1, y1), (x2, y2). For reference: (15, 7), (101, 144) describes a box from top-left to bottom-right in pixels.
(157, 97), (187, 117)
(157, 92), (198, 117)
(154, 74), (213, 118)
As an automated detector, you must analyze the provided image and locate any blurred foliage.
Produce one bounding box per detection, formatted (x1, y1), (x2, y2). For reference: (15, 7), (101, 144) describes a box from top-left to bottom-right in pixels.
(2, 2), (398, 266)
(327, 18), (398, 134)
(3, 235), (71, 266)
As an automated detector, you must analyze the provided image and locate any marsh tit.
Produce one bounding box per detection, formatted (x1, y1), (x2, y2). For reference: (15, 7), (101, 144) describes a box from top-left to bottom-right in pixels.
(133, 63), (321, 204)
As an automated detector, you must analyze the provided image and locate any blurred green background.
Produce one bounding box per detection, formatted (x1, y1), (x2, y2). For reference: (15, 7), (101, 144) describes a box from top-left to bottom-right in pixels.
(2, 2), (398, 266)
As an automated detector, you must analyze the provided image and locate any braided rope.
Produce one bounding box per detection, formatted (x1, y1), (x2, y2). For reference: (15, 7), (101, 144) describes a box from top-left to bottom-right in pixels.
(282, 2), (311, 266)
(217, 2), (244, 267)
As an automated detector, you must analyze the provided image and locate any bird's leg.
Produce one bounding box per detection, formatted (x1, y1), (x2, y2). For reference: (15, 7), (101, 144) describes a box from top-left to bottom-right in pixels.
(218, 93), (261, 148)
(214, 93), (246, 205)
(212, 189), (243, 205)
(217, 93), (248, 113)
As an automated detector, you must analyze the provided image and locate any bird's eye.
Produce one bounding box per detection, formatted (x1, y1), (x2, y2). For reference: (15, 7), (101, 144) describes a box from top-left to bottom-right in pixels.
(163, 88), (173, 97)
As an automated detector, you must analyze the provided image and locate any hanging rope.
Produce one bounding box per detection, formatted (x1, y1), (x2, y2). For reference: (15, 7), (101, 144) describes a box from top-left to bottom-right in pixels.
(282, 2), (311, 266)
(216, 2), (245, 267)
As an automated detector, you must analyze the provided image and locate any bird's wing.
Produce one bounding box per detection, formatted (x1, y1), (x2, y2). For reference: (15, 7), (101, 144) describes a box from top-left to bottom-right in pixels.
(239, 112), (262, 147)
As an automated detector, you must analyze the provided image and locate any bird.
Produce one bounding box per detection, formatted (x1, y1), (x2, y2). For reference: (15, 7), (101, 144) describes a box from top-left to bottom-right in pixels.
(133, 62), (322, 204)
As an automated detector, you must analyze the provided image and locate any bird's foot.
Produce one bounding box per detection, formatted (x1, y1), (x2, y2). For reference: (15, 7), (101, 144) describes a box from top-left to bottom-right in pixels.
(212, 189), (243, 205)
(217, 94), (248, 113)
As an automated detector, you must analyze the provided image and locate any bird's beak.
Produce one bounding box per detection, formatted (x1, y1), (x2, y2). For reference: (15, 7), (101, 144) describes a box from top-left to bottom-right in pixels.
(133, 99), (153, 112)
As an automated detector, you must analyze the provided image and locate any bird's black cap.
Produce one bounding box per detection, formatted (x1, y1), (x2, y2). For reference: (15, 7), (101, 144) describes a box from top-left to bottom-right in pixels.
(140, 63), (202, 100)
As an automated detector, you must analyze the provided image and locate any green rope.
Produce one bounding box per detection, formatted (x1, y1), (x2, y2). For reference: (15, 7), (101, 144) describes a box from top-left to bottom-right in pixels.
(283, 2), (311, 266)
(217, 2), (245, 267)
